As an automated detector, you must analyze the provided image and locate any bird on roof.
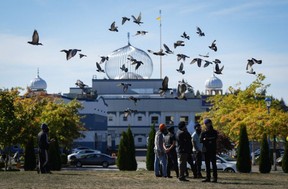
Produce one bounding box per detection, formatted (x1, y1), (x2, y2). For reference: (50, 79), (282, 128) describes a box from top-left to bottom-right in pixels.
(199, 52), (209, 58)
(209, 40), (217, 52)
(28, 29), (43, 45)
(61, 49), (81, 60)
(100, 56), (109, 64)
(174, 40), (185, 48)
(214, 63), (224, 74)
(147, 49), (166, 56)
(75, 79), (87, 89)
(109, 21), (118, 32)
(175, 82), (187, 100)
(159, 76), (172, 96)
(120, 64), (128, 72)
(190, 58), (202, 67)
(176, 62), (185, 75)
(124, 108), (137, 118)
(118, 83), (132, 93)
(177, 54), (190, 62)
(196, 27), (205, 36)
(131, 12), (143, 25)
(96, 62), (105, 73)
(203, 60), (213, 68)
(122, 16), (130, 25)
(134, 30), (148, 36)
(79, 53), (87, 59)
(128, 96), (140, 105)
(163, 44), (173, 54)
(181, 32), (190, 40)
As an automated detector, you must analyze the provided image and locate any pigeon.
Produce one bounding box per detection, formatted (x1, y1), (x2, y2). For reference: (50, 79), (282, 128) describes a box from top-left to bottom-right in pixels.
(177, 54), (190, 62)
(131, 12), (143, 25)
(122, 16), (130, 25)
(120, 64), (128, 72)
(79, 53), (87, 59)
(203, 60), (213, 68)
(131, 60), (144, 70)
(134, 31), (148, 36)
(100, 56), (109, 64)
(109, 21), (118, 32)
(190, 58), (202, 67)
(128, 96), (140, 105)
(61, 49), (81, 60)
(127, 55), (137, 62)
(96, 62), (105, 73)
(28, 30), (43, 45)
(174, 40), (185, 48)
(124, 108), (137, 117)
(214, 63), (224, 74)
(209, 40), (217, 52)
(213, 59), (221, 64)
(180, 79), (193, 92)
(176, 62), (185, 74)
(118, 83), (132, 93)
(175, 82), (187, 100)
(75, 79), (87, 89)
(163, 44), (173, 54)
(246, 59), (257, 74)
(147, 49), (166, 56)
(196, 27), (205, 36)
(251, 58), (262, 64)
(159, 76), (172, 96)
(199, 52), (209, 58)
(181, 32), (190, 40)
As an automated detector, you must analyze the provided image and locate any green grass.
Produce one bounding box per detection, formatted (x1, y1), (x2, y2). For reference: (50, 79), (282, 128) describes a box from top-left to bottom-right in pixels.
(0, 170), (287, 189)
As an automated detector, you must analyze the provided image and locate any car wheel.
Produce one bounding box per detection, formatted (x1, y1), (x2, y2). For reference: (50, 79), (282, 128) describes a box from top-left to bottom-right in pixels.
(102, 161), (109, 168)
(76, 161), (82, 167)
(224, 168), (235, 173)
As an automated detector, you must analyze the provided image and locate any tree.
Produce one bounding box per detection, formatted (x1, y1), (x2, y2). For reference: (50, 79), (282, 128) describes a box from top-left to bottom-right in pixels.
(216, 131), (234, 154)
(24, 137), (36, 171)
(236, 124), (251, 173)
(259, 134), (271, 173)
(117, 131), (129, 170)
(126, 126), (137, 170)
(48, 137), (61, 171)
(146, 124), (156, 171)
(282, 140), (288, 173)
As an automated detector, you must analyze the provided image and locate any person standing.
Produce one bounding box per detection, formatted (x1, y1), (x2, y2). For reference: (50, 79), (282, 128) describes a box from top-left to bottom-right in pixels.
(200, 119), (218, 182)
(37, 123), (54, 174)
(192, 122), (203, 178)
(176, 121), (191, 182)
(154, 123), (168, 178)
(163, 126), (179, 178)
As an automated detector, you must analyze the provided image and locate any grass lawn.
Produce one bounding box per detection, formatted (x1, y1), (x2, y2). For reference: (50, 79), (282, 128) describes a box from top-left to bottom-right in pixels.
(0, 169), (287, 189)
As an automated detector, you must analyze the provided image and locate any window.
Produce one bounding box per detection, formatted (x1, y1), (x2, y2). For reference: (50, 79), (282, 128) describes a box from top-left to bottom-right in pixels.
(180, 116), (189, 125)
(123, 116), (127, 121)
(137, 116), (142, 121)
(108, 116), (113, 122)
(138, 138), (142, 143)
(151, 116), (159, 124)
(165, 116), (174, 125)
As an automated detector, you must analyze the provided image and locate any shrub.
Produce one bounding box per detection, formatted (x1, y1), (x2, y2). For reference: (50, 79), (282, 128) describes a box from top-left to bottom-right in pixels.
(24, 137), (36, 171)
(146, 124), (156, 171)
(126, 126), (137, 171)
(236, 123), (251, 173)
(117, 131), (129, 170)
(48, 137), (61, 171)
(282, 140), (288, 173)
(259, 134), (271, 173)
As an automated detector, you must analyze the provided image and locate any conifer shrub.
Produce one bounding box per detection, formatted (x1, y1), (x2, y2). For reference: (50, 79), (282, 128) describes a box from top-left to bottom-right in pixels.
(259, 134), (271, 173)
(24, 137), (36, 171)
(48, 137), (61, 171)
(126, 126), (137, 170)
(117, 131), (129, 170)
(282, 140), (288, 173)
(236, 123), (251, 173)
(146, 124), (156, 171)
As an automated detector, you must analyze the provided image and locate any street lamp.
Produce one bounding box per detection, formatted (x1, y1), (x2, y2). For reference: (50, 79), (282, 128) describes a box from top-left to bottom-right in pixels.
(265, 97), (276, 171)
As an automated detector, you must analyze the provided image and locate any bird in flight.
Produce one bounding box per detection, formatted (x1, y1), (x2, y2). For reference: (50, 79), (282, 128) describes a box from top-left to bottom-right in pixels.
(176, 62), (185, 75)
(203, 60), (213, 68)
(122, 16), (130, 25)
(118, 83), (132, 93)
(131, 60), (144, 70)
(128, 96), (140, 105)
(120, 64), (128, 72)
(124, 108), (138, 118)
(209, 40), (217, 52)
(196, 27), (205, 36)
(174, 40), (185, 48)
(61, 49), (81, 60)
(147, 49), (166, 56)
(28, 30), (43, 45)
(96, 62), (105, 73)
(199, 52), (209, 58)
(134, 30), (148, 36)
(181, 32), (190, 40)
(190, 58), (203, 67)
(246, 58), (262, 74)
(79, 53), (87, 59)
(100, 56), (109, 64)
(159, 76), (172, 96)
(109, 21), (118, 32)
(131, 12), (143, 25)
(214, 63), (224, 74)
(75, 79), (87, 89)
(177, 54), (190, 62)
(175, 81), (187, 100)
(163, 44), (173, 54)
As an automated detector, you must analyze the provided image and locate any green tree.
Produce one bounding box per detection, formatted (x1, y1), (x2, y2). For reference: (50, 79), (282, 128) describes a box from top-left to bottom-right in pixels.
(282, 140), (288, 173)
(24, 137), (36, 171)
(117, 131), (129, 170)
(146, 124), (156, 171)
(259, 134), (271, 173)
(126, 126), (137, 170)
(236, 124), (251, 173)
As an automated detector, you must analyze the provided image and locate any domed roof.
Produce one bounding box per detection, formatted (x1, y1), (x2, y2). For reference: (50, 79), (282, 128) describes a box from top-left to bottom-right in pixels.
(105, 43), (153, 79)
(30, 70), (47, 91)
(205, 74), (223, 89)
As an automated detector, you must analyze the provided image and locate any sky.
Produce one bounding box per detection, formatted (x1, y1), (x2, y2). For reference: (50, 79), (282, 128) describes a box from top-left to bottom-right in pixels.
(1, 0), (288, 103)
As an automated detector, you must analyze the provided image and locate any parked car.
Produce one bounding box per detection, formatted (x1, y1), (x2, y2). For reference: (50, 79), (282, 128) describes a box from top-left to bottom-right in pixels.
(70, 153), (116, 168)
(276, 155), (283, 166)
(67, 149), (101, 162)
(71, 146), (93, 153)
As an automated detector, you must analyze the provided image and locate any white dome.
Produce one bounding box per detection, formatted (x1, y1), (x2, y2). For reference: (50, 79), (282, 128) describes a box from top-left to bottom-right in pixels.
(30, 72), (47, 91)
(205, 74), (223, 89)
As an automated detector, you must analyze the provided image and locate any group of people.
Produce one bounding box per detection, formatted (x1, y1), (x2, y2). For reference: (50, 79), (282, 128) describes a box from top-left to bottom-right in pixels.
(154, 118), (218, 182)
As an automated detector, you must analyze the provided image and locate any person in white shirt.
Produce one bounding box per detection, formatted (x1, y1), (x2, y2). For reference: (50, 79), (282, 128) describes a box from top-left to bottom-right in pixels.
(192, 122), (203, 178)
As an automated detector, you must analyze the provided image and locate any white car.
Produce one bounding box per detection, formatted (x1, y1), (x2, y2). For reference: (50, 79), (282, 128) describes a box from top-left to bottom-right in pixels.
(67, 149), (101, 162)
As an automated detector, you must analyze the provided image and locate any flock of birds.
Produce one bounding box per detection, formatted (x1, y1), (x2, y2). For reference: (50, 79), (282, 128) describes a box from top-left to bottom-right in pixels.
(27, 12), (263, 117)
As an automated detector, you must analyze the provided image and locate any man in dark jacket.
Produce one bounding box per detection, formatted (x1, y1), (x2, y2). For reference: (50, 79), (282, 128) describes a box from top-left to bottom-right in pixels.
(200, 119), (218, 182)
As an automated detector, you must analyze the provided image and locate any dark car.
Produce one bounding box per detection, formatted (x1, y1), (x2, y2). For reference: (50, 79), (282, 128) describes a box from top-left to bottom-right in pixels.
(71, 153), (116, 168)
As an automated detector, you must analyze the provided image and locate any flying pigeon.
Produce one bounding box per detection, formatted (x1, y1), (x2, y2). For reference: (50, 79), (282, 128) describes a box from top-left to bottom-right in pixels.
(251, 58), (262, 64)
(120, 64), (128, 72)
(134, 31), (148, 36)
(181, 32), (190, 40)
(131, 60), (144, 70)
(79, 53), (87, 59)
(196, 27), (205, 36)
(131, 12), (143, 25)
(159, 76), (172, 96)
(128, 96), (140, 105)
(127, 55), (137, 62)
(175, 82), (187, 100)
(177, 54), (190, 62)
(28, 30), (43, 45)
(122, 16), (130, 25)
(96, 62), (105, 73)
(163, 44), (173, 54)
(61, 49), (81, 60)
(109, 21), (118, 32)
(209, 40), (217, 52)
(190, 58), (202, 67)
(199, 52), (209, 58)
(147, 49), (166, 56)
(174, 40), (185, 49)
(203, 60), (213, 68)
(214, 63), (224, 74)
(75, 79), (87, 89)
(246, 59), (257, 74)
(213, 59), (221, 64)
(118, 83), (132, 93)
(100, 56), (109, 64)
(176, 62), (185, 75)
(124, 108), (138, 118)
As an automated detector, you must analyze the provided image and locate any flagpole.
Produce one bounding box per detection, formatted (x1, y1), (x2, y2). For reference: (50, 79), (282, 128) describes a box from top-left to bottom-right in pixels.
(159, 10), (162, 79)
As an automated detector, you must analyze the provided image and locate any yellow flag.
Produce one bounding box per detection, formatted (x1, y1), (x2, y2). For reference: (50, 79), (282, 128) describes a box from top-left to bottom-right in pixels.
(156, 16), (161, 21)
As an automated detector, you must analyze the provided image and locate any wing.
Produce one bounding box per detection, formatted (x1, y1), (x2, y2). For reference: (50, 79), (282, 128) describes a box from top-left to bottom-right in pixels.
(179, 62), (184, 70)
(197, 58), (202, 67)
(162, 76), (169, 89)
(32, 30), (39, 43)
(96, 62), (102, 70)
